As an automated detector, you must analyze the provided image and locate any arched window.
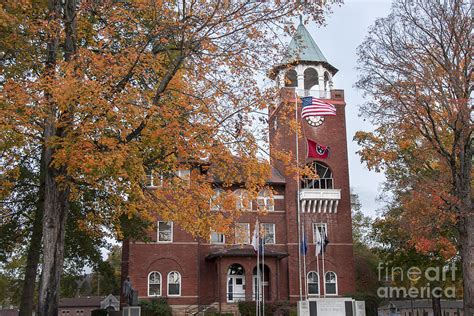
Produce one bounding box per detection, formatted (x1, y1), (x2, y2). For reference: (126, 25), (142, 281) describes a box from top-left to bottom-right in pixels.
(304, 67), (319, 90)
(228, 264), (245, 275)
(210, 188), (224, 211)
(234, 189), (252, 210)
(168, 271), (181, 296)
(148, 271), (161, 296)
(227, 264), (245, 302)
(284, 69), (297, 87)
(307, 271), (319, 295)
(257, 188), (274, 211)
(325, 271), (337, 295)
(301, 162), (333, 189)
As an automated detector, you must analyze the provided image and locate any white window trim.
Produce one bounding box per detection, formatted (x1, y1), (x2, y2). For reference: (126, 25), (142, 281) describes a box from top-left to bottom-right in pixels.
(324, 271), (338, 296)
(146, 173), (164, 188)
(175, 169), (190, 184)
(210, 188), (224, 211)
(312, 223), (328, 244)
(261, 223), (276, 244)
(235, 223), (250, 244)
(257, 189), (274, 212)
(147, 271), (162, 297)
(210, 231), (225, 244)
(234, 189), (252, 211)
(167, 271), (182, 296)
(157, 221), (173, 243)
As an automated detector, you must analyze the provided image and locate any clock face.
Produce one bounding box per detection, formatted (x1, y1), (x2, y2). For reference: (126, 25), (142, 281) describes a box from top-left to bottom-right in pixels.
(305, 115), (325, 127)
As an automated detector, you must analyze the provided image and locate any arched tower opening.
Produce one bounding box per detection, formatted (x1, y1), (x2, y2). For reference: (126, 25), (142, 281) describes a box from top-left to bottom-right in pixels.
(284, 69), (297, 87)
(304, 67), (319, 90)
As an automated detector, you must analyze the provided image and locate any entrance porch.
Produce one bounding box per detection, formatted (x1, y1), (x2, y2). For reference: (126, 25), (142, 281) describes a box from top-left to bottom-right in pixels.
(205, 247), (288, 312)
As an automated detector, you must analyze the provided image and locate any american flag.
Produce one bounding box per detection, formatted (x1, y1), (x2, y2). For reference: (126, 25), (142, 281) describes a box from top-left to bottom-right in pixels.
(301, 96), (336, 118)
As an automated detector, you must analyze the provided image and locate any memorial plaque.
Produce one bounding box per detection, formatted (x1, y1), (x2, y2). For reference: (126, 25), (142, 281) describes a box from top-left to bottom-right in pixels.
(355, 301), (366, 316)
(297, 300), (310, 316)
(316, 300), (346, 316)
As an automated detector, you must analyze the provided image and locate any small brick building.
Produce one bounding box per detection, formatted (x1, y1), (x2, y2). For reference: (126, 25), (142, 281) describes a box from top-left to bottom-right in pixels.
(121, 21), (356, 314)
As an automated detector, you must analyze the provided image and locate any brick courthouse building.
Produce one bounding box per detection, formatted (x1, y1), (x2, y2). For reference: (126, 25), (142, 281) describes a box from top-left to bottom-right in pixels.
(121, 21), (356, 313)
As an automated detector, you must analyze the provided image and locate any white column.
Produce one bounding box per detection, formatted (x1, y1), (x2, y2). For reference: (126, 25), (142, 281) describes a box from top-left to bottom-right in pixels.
(318, 75), (324, 98)
(297, 76), (304, 97)
(278, 73), (284, 88)
(296, 65), (305, 96)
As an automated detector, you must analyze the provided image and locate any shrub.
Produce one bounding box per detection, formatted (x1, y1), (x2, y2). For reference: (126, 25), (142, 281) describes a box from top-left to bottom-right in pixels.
(140, 298), (173, 316)
(238, 301), (294, 316)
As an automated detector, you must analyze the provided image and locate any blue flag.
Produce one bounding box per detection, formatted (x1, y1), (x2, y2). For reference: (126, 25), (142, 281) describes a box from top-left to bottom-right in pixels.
(300, 236), (308, 255)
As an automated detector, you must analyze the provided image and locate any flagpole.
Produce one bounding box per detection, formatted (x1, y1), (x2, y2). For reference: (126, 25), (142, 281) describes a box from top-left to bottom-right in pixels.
(295, 90), (303, 302)
(255, 220), (260, 316)
(302, 216), (308, 300)
(322, 226), (326, 298)
(262, 238), (265, 316)
(316, 227), (321, 297)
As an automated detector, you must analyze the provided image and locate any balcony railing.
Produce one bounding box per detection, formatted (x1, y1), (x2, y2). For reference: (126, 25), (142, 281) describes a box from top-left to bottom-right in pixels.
(301, 177), (333, 190)
(296, 89), (331, 99)
(299, 189), (341, 213)
(281, 87), (331, 99)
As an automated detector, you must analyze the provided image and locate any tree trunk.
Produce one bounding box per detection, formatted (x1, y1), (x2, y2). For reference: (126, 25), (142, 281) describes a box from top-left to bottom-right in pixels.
(37, 134), (70, 316)
(431, 296), (441, 316)
(18, 162), (44, 316)
(18, 213), (42, 316)
(460, 212), (474, 315)
(457, 123), (473, 315)
(37, 0), (77, 314)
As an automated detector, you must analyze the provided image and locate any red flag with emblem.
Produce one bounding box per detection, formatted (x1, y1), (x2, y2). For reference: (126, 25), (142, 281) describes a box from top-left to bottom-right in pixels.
(307, 138), (330, 159)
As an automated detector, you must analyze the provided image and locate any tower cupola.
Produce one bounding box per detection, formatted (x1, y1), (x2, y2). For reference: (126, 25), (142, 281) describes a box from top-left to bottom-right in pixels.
(269, 17), (337, 99)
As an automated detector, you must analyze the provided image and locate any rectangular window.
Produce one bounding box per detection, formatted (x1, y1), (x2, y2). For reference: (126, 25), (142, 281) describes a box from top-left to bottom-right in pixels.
(175, 169), (190, 183)
(313, 223), (328, 243)
(261, 223), (275, 244)
(210, 232), (225, 244)
(235, 223), (250, 244)
(168, 283), (179, 295)
(157, 221), (173, 242)
(146, 173), (163, 188)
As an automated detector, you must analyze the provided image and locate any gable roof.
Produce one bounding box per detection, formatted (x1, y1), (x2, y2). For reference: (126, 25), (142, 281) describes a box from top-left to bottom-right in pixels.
(59, 296), (104, 308)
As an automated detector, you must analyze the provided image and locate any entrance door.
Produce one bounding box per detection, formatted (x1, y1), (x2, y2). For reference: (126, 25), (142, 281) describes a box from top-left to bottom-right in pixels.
(227, 264), (245, 303)
(253, 264), (270, 301)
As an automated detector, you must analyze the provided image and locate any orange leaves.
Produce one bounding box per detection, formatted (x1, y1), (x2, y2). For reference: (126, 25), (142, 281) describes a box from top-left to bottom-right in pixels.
(1, 0), (333, 241)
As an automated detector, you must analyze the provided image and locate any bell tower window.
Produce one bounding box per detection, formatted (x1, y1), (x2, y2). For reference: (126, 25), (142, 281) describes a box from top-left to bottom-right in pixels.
(302, 162), (333, 189)
(284, 69), (297, 87)
(304, 67), (319, 90)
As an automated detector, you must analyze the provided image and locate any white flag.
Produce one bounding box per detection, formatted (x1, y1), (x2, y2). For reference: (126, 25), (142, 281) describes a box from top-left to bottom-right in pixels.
(315, 229), (322, 255)
(251, 220), (259, 252)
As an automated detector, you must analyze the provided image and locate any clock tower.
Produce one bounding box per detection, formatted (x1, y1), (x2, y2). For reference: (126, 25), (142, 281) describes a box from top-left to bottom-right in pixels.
(268, 19), (356, 300)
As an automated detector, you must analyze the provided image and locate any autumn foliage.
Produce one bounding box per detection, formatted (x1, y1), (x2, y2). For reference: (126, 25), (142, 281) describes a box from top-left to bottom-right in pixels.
(355, 0), (472, 312)
(0, 1), (337, 314)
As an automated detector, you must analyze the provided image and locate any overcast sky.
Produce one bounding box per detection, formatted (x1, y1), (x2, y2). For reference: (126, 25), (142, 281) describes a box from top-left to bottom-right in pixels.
(304, 0), (393, 217)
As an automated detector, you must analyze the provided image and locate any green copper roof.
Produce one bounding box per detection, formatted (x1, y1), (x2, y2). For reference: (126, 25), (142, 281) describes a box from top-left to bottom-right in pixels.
(283, 20), (328, 64)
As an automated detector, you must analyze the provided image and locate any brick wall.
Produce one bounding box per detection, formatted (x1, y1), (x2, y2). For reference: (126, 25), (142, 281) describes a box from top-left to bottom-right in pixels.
(123, 88), (356, 308)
